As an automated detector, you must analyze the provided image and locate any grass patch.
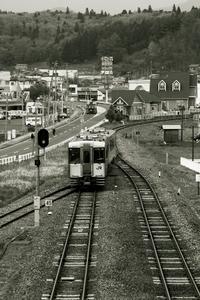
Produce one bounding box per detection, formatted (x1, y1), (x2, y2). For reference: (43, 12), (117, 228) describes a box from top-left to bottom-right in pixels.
(0, 145), (68, 207)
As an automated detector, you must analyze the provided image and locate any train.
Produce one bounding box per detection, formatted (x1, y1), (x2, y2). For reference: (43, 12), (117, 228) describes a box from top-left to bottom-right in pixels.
(86, 100), (97, 114)
(68, 127), (116, 186)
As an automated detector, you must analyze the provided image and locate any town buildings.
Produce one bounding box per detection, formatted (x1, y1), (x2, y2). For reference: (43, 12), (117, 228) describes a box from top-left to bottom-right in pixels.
(0, 66), (198, 122)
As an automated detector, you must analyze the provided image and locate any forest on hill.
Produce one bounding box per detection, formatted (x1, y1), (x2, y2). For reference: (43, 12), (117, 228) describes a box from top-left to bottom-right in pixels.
(0, 5), (200, 76)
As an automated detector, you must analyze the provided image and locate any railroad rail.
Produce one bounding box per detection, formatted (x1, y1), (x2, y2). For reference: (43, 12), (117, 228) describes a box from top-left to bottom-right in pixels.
(115, 155), (200, 299)
(42, 189), (98, 300)
(0, 185), (76, 229)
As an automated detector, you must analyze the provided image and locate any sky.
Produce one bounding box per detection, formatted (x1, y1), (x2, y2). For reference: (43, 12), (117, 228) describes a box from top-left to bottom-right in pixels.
(0, 0), (189, 14)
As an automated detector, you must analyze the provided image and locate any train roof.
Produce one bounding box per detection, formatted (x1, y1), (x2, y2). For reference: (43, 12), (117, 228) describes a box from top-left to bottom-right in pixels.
(68, 127), (115, 147)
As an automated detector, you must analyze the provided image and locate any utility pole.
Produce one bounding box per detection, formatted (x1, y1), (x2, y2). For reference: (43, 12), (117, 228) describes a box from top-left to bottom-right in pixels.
(181, 108), (184, 141)
(192, 125), (194, 161)
(4, 93), (8, 141)
(54, 61), (58, 123)
(21, 93), (24, 132)
(65, 63), (69, 114)
(34, 98), (40, 227)
(179, 105), (185, 142)
(33, 122), (49, 226)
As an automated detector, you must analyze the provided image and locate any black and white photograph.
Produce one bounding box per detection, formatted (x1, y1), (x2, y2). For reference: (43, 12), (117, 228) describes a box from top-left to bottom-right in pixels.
(1, 0), (200, 299)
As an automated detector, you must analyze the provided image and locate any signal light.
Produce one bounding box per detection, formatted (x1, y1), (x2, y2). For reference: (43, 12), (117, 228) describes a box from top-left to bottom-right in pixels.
(38, 128), (49, 148)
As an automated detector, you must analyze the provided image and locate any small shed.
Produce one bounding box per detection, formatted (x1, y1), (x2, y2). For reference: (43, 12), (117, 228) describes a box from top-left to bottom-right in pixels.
(162, 125), (181, 143)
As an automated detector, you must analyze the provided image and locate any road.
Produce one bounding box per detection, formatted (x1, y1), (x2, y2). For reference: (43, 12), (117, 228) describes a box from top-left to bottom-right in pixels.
(0, 107), (107, 159)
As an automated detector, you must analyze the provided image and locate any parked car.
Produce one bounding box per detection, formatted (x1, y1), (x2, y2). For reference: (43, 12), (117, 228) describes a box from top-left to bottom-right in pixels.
(0, 112), (5, 120)
(59, 113), (69, 119)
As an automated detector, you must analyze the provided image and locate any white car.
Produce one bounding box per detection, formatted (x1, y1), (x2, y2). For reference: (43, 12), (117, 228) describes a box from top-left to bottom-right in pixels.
(59, 113), (69, 119)
(0, 112), (5, 120)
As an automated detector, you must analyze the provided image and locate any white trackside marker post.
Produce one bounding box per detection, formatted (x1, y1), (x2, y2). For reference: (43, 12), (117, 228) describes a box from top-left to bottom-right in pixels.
(45, 199), (53, 215)
(158, 171), (161, 178)
(177, 187), (181, 195)
(34, 196), (40, 226)
(166, 152), (168, 164)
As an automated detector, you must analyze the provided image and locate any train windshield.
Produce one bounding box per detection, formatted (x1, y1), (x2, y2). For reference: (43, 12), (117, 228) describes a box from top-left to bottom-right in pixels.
(83, 150), (90, 163)
(69, 148), (80, 164)
(94, 147), (105, 163)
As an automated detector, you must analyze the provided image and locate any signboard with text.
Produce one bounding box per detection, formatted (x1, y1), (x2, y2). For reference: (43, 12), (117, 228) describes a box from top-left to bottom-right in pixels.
(101, 56), (113, 75)
(45, 199), (53, 207)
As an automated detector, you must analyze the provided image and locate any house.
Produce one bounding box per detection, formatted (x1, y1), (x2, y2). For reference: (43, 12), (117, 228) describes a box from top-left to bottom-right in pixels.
(111, 89), (161, 119)
(15, 64), (28, 72)
(77, 87), (99, 101)
(9, 80), (22, 100)
(67, 84), (78, 101)
(0, 71), (11, 95)
(150, 72), (197, 111)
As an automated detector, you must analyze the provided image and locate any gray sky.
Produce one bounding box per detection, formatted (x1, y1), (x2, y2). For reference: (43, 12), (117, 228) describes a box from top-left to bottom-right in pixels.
(0, 0), (190, 14)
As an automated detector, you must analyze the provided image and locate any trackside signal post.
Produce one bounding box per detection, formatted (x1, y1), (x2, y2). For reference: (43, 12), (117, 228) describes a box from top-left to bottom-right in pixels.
(34, 126), (49, 226)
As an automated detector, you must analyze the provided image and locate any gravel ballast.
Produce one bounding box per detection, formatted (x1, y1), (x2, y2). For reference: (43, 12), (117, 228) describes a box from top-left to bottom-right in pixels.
(1, 121), (200, 299)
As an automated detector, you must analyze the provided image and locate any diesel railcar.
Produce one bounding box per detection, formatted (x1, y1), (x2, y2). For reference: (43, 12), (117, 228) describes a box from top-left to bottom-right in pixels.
(68, 128), (116, 186)
(86, 101), (97, 114)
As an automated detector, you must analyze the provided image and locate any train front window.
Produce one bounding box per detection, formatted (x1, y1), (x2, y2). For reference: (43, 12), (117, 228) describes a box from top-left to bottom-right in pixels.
(69, 148), (80, 164)
(83, 150), (90, 163)
(94, 148), (105, 163)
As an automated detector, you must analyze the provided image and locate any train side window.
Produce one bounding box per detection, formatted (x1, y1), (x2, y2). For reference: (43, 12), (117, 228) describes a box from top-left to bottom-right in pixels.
(110, 138), (114, 150)
(83, 150), (90, 163)
(106, 145), (109, 157)
(69, 148), (80, 163)
(94, 148), (105, 163)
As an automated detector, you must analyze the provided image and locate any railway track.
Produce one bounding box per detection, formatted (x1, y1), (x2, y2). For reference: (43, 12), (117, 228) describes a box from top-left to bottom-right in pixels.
(0, 185), (76, 229)
(115, 155), (200, 300)
(41, 189), (99, 300)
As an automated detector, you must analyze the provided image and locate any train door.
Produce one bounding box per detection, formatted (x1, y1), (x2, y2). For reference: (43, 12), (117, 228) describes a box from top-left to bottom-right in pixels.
(82, 144), (92, 176)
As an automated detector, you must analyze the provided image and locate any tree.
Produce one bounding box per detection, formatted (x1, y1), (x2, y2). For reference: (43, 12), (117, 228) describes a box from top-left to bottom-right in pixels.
(97, 33), (127, 63)
(66, 6), (70, 14)
(176, 6), (181, 15)
(148, 41), (160, 58)
(148, 5), (153, 13)
(89, 9), (96, 17)
(137, 7), (141, 13)
(74, 22), (80, 32)
(85, 8), (89, 15)
(172, 4), (176, 13)
(30, 82), (49, 100)
(121, 9), (127, 14)
(105, 105), (115, 123)
(77, 12), (84, 22)
(55, 25), (61, 42)
(115, 111), (123, 122)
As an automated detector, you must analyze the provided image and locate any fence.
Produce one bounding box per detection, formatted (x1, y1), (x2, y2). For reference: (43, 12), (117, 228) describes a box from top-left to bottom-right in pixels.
(0, 119), (105, 166)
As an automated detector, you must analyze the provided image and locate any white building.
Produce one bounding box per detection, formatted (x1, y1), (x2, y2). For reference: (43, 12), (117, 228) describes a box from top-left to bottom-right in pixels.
(0, 71), (11, 94)
(128, 79), (150, 91)
(39, 69), (78, 80)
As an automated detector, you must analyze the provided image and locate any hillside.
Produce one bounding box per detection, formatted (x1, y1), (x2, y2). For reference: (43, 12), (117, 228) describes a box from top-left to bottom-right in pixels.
(0, 7), (200, 76)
